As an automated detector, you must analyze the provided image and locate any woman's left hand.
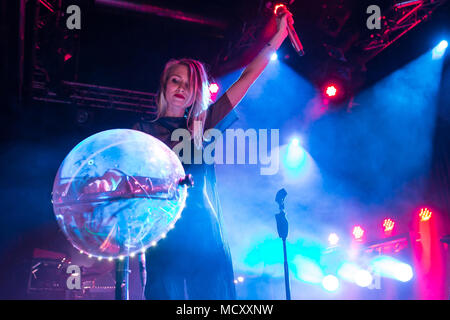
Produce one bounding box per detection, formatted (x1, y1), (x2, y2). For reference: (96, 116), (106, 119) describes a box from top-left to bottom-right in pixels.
(276, 8), (294, 38)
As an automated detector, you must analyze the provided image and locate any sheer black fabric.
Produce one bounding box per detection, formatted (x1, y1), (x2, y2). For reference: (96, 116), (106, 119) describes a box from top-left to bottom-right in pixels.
(132, 94), (236, 300)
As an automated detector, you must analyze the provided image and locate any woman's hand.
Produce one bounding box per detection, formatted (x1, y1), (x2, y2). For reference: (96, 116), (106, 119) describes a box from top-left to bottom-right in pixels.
(222, 7), (295, 108)
(276, 9), (294, 39)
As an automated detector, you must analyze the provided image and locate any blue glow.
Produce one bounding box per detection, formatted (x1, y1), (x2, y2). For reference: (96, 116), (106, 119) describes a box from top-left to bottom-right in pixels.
(370, 256), (413, 282)
(214, 51), (441, 299)
(437, 40), (448, 50)
(293, 255), (324, 284)
(241, 236), (325, 284)
(338, 262), (373, 287)
(284, 139), (307, 170)
(309, 50), (443, 203)
(432, 40), (448, 59)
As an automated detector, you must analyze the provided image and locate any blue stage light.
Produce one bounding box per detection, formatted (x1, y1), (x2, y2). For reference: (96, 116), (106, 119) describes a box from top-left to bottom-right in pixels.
(370, 256), (414, 282)
(270, 52), (278, 61)
(437, 40), (448, 51)
(432, 40), (448, 59)
(293, 255), (324, 284)
(286, 138), (305, 165)
(337, 262), (374, 287)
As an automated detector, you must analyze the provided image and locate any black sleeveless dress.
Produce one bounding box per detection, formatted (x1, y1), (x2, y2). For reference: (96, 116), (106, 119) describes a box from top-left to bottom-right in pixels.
(132, 94), (236, 300)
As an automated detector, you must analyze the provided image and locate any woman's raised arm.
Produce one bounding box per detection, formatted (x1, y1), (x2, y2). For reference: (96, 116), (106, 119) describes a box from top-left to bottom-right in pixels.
(224, 10), (293, 107)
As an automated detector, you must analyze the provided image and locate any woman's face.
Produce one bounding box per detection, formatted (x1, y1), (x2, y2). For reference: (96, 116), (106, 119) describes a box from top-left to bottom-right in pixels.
(164, 64), (192, 116)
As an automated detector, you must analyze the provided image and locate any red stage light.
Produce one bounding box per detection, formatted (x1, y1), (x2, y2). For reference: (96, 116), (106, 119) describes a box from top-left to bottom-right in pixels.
(383, 218), (395, 233)
(209, 83), (219, 94)
(419, 208), (432, 222)
(274, 4), (286, 15)
(352, 226), (364, 241)
(64, 53), (73, 62)
(325, 85), (337, 97)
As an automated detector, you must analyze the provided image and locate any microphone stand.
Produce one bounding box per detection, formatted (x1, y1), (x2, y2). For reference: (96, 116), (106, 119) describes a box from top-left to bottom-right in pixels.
(274, 188), (291, 300)
(115, 256), (130, 300)
(113, 174), (194, 300)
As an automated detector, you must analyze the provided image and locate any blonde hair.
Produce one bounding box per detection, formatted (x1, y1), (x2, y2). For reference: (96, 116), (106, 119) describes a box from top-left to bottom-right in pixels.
(154, 58), (211, 149)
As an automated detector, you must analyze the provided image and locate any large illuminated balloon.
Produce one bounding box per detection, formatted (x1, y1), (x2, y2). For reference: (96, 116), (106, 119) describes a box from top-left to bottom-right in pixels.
(51, 129), (187, 259)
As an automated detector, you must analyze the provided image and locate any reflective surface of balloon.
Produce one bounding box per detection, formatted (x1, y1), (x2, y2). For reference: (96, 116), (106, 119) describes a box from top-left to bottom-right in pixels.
(52, 129), (187, 258)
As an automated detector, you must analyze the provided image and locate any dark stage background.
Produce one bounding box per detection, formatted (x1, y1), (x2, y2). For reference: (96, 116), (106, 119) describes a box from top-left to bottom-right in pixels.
(0, 0), (449, 299)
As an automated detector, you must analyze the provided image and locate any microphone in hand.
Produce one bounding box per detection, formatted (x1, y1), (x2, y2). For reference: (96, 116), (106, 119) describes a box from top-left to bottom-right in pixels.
(275, 4), (305, 56)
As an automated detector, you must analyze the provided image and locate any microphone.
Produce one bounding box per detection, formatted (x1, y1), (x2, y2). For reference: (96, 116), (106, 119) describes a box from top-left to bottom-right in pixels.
(275, 4), (305, 56)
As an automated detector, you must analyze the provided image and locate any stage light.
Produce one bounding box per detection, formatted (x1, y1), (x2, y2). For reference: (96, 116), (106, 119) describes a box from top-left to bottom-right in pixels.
(432, 40), (448, 59)
(237, 276), (244, 283)
(352, 226), (364, 241)
(209, 83), (219, 94)
(286, 137), (306, 168)
(209, 83), (219, 102)
(337, 262), (373, 287)
(370, 256), (414, 282)
(64, 53), (73, 62)
(322, 275), (339, 292)
(394, 263), (413, 282)
(383, 218), (395, 233)
(273, 3), (286, 15)
(419, 208), (432, 221)
(328, 233), (339, 246)
(354, 269), (373, 287)
(325, 85), (337, 97)
(437, 40), (448, 51)
(291, 138), (300, 146)
(271, 52), (278, 61)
